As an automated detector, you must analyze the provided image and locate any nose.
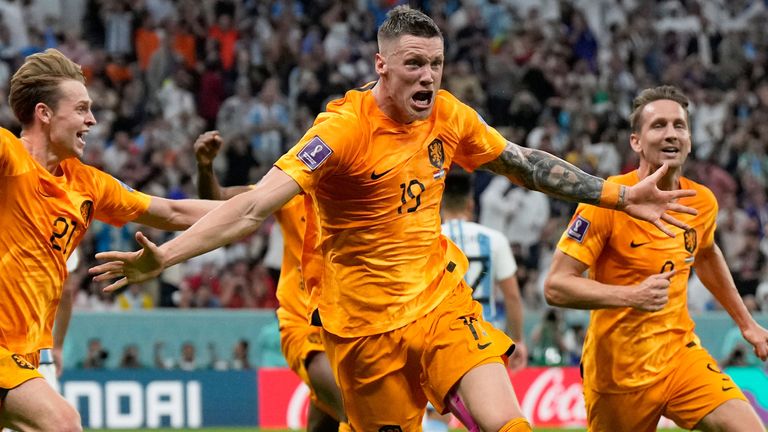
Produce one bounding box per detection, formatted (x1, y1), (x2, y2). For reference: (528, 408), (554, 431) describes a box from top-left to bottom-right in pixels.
(663, 123), (678, 141)
(419, 66), (434, 85)
(85, 109), (97, 126)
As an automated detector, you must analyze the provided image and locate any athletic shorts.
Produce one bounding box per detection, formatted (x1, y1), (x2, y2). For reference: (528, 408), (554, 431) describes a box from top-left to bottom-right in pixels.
(0, 346), (43, 400)
(280, 321), (337, 418)
(323, 280), (515, 431)
(584, 344), (748, 431)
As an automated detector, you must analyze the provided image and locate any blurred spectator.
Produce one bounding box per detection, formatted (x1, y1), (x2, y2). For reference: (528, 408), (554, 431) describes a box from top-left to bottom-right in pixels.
(119, 344), (143, 368)
(247, 77), (290, 166)
(529, 308), (568, 366)
(230, 339), (252, 370)
(80, 338), (109, 369)
(116, 284), (155, 310)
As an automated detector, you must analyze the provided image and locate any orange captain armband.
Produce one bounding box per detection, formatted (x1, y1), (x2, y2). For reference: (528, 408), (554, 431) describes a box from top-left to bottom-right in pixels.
(599, 181), (623, 209)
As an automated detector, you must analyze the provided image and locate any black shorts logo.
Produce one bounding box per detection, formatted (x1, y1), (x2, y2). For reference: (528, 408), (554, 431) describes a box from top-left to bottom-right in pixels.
(379, 426), (403, 432)
(11, 354), (35, 370)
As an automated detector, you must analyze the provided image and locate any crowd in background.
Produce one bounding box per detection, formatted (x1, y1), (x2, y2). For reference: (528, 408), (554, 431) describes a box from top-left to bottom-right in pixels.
(3, 0), (768, 366)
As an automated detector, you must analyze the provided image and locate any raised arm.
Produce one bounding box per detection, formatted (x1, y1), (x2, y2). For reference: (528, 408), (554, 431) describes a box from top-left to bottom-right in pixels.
(91, 167), (301, 291)
(695, 244), (768, 361)
(194, 130), (252, 200)
(480, 142), (697, 236)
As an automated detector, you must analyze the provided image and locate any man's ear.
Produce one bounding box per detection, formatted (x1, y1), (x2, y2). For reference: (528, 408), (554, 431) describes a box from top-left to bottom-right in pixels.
(375, 52), (386, 76)
(629, 132), (642, 153)
(35, 103), (52, 124)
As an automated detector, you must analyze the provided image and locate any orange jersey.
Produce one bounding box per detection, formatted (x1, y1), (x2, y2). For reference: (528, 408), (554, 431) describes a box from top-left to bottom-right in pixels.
(275, 84), (507, 337)
(0, 128), (151, 354)
(274, 195), (310, 326)
(557, 171), (717, 393)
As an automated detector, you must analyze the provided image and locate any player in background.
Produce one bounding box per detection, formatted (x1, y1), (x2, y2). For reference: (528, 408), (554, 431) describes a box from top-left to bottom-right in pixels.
(91, 7), (698, 431)
(194, 131), (348, 432)
(441, 170), (527, 371)
(545, 85), (768, 432)
(0, 49), (219, 431)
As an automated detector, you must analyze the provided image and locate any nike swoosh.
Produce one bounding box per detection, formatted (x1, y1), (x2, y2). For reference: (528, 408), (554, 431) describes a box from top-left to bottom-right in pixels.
(371, 168), (394, 180)
(706, 363), (722, 374)
(722, 386), (734, 391)
(630, 240), (651, 248)
(477, 342), (492, 350)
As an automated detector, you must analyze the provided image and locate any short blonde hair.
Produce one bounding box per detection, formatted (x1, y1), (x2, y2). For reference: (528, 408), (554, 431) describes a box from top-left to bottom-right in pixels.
(9, 49), (85, 125)
(629, 85), (690, 132)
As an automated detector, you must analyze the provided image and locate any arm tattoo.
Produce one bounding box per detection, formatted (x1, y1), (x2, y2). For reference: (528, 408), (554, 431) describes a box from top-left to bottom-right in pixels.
(479, 142), (604, 205)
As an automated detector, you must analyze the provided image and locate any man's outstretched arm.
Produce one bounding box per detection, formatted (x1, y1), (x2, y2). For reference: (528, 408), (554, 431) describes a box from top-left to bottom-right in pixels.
(91, 167), (301, 291)
(480, 142), (697, 236)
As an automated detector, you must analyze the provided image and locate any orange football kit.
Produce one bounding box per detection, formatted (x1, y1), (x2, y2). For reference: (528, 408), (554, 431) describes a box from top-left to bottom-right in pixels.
(0, 128), (150, 391)
(275, 84), (515, 430)
(273, 194), (341, 418)
(557, 171), (748, 431)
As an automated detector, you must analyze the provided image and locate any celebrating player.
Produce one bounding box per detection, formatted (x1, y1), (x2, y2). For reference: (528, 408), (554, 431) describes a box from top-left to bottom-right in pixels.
(91, 8), (697, 431)
(545, 85), (768, 431)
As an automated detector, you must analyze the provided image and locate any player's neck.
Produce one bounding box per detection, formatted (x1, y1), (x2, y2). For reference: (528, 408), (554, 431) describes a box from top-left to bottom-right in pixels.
(21, 130), (63, 175)
(637, 162), (681, 191)
(442, 210), (472, 222)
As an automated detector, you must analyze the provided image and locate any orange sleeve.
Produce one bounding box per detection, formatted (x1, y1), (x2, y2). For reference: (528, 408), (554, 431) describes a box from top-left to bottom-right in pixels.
(557, 203), (614, 267)
(87, 167), (152, 226)
(275, 109), (360, 193)
(450, 98), (507, 171)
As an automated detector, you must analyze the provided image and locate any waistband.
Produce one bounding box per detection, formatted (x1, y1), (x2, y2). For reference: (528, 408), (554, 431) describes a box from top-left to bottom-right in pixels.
(39, 348), (54, 365)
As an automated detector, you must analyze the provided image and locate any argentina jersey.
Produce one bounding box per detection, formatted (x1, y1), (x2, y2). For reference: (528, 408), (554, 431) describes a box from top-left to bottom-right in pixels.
(441, 219), (517, 328)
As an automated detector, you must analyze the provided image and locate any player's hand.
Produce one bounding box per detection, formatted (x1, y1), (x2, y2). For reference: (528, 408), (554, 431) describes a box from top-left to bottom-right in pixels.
(741, 324), (768, 362)
(194, 131), (223, 166)
(508, 341), (528, 372)
(89, 231), (165, 292)
(622, 163), (697, 237)
(630, 271), (673, 312)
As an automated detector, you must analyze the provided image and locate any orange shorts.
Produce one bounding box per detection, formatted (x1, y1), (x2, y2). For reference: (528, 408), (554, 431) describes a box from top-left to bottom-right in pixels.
(0, 346), (42, 397)
(323, 280), (515, 431)
(280, 321), (337, 418)
(584, 344), (748, 431)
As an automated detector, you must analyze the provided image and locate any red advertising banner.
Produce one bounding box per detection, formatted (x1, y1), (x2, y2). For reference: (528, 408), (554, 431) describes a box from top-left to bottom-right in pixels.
(258, 366), (766, 428)
(257, 367), (590, 428)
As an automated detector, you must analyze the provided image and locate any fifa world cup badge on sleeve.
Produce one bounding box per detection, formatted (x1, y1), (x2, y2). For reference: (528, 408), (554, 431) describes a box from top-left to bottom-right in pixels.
(567, 215), (590, 243)
(298, 136), (333, 170)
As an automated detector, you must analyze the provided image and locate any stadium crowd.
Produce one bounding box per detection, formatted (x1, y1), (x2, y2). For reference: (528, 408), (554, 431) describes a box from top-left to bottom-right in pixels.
(2, 0), (768, 366)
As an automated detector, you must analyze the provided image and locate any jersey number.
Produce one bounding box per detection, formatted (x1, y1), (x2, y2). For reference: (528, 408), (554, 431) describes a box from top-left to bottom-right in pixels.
(50, 217), (78, 254)
(398, 180), (425, 214)
(467, 255), (491, 290)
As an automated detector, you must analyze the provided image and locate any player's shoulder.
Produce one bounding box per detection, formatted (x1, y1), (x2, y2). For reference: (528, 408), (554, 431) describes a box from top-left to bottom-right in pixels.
(679, 176), (716, 203)
(0, 127), (22, 152)
(606, 170), (638, 186)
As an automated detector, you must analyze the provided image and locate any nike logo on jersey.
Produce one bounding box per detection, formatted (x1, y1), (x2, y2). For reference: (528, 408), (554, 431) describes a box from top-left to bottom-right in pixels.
(371, 168), (394, 180)
(630, 240), (651, 248)
(477, 342), (492, 350)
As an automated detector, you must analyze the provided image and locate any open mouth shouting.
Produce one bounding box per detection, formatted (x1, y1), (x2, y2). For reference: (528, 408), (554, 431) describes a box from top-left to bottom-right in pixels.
(412, 90), (434, 110)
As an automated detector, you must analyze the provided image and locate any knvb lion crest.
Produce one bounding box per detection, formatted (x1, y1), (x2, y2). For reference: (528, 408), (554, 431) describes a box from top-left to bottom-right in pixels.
(427, 139), (444, 169)
(12, 354), (35, 370)
(80, 200), (94, 227)
(684, 228), (697, 254)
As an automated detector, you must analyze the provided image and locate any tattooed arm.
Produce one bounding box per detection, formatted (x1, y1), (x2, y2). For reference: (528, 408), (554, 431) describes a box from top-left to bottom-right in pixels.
(480, 142), (696, 236)
(481, 143), (606, 206)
